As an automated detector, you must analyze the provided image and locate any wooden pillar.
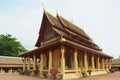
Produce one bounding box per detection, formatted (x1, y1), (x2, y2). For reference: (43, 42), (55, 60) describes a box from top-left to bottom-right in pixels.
(0, 68), (3, 74)
(9, 68), (13, 73)
(0, 68), (5, 74)
(97, 56), (100, 70)
(0, 68), (1, 74)
(84, 52), (88, 71)
(101, 58), (105, 70)
(23, 57), (26, 72)
(27, 57), (30, 71)
(74, 48), (78, 73)
(105, 59), (108, 71)
(39, 54), (43, 76)
(10, 68), (13, 73)
(61, 45), (65, 75)
(91, 54), (95, 70)
(33, 54), (37, 71)
(11, 68), (13, 73)
(108, 59), (111, 69)
(48, 49), (52, 73)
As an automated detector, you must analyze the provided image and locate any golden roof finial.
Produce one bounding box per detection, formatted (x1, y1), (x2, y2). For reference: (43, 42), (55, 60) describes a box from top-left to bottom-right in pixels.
(56, 8), (58, 16)
(71, 16), (73, 23)
(41, 2), (45, 11)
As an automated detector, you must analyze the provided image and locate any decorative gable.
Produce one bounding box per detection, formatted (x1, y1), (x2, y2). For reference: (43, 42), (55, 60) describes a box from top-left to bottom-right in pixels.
(35, 10), (101, 51)
(43, 23), (57, 41)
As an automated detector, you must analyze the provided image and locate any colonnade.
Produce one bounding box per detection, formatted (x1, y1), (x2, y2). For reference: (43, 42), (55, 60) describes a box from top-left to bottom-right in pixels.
(0, 68), (13, 74)
(22, 45), (111, 76)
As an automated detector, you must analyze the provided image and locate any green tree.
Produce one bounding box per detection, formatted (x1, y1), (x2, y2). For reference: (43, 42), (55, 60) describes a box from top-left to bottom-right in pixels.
(0, 34), (27, 56)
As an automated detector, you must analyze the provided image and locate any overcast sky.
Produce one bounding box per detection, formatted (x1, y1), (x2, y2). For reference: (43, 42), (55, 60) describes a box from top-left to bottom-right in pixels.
(0, 0), (120, 58)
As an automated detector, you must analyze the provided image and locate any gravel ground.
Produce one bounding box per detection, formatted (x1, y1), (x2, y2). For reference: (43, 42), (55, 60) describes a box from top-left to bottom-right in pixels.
(70, 72), (120, 80)
(0, 72), (120, 80)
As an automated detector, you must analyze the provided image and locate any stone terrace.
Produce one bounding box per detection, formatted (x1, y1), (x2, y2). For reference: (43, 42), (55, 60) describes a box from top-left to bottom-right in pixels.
(0, 72), (120, 80)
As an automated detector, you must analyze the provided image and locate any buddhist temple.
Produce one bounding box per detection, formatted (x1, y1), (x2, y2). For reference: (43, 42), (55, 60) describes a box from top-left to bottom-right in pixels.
(19, 10), (112, 79)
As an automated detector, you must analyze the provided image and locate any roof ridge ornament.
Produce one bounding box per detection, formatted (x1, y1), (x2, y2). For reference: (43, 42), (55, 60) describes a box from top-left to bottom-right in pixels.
(56, 8), (58, 16)
(71, 16), (73, 23)
(41, 2), (45, 10)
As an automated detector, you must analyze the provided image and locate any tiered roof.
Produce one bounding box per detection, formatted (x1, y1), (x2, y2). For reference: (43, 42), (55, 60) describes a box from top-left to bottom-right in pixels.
(20, 10), (112, 58)
(36, 10), (100, 50)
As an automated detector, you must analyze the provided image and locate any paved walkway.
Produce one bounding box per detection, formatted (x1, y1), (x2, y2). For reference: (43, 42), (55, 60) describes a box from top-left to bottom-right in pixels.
(0, 72), (120, 80)
(0, 73), (49, 80)
(71, 72), (120, 80)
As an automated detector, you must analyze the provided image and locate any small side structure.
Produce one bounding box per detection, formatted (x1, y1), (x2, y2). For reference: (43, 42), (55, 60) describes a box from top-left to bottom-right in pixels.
(0, 56), (23, 74)
(111, 59), (120, 71)
(19, 10), (112, 79)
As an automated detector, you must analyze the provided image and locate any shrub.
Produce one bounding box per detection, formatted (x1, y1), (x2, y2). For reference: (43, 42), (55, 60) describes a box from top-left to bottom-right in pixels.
(57, 73), (63, 80)
(17, 69), (25, 75)
(33, 70), (39, 76)
(25, 70), (31, 75)
(42, 71), (48, 78)
(81, 70), (87, 77)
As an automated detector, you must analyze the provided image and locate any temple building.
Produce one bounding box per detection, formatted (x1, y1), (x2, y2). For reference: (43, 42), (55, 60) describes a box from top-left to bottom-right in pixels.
(111, 59), (120, 71)
(0, 56), (23, 74)
(19, 10), (112, 79)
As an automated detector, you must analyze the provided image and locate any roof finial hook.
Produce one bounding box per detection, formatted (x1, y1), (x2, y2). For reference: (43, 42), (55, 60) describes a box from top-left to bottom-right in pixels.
(41, 2), (45, 11)
(56, 8), (58, 15)
(71, 16), (73, 23)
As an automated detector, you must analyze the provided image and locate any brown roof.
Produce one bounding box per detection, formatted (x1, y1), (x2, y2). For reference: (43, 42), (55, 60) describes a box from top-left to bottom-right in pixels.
(36, 10), (96, 47)
(111, 59), (120, 65)
(20, 37), (112, 58)
(57, 15), (90, 40)
(62, 39), (112, 58)
(45, 10), (91, 40)
(19, 39), (60, 57)
(0, 56), (23, 67)
(0, 64), (23, 68)
(45, 11), (64, 30)
(52, 27), (67, 36)
(20, 10), (112, 58)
